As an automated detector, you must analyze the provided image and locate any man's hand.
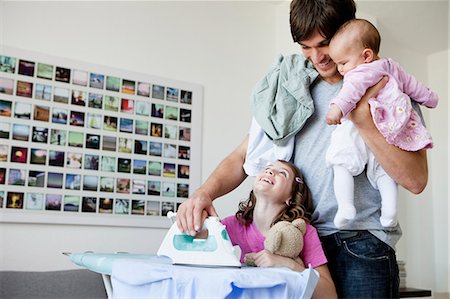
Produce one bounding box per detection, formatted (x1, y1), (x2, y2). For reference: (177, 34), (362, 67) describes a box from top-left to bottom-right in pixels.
(326, 104), (343, 125)
(176, 189), (218, 236)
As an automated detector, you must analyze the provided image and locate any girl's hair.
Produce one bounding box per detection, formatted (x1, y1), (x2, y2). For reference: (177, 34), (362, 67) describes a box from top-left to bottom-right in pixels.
(235, 160), (313, 227)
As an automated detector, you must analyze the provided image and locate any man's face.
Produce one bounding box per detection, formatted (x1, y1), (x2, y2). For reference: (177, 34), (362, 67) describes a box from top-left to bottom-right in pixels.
(299, 31), (342, 84)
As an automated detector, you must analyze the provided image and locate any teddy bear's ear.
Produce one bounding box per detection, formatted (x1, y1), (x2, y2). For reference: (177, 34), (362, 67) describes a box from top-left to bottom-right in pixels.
(292, 218), (306, 235)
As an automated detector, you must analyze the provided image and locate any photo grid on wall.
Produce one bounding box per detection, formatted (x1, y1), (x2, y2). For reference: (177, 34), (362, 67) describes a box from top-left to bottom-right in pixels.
(0, 47), (202, 228)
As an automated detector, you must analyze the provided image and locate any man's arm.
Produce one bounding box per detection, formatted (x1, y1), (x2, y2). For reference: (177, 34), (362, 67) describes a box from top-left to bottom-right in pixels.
(349, 77), (428, 194)
(177, 136), (249, 235)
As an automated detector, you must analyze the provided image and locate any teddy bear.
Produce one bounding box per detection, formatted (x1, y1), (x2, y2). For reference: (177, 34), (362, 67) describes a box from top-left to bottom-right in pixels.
(245, 218), (307, 267)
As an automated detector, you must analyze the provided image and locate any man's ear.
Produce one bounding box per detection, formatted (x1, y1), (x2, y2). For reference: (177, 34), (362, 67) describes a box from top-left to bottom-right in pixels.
(362, 48), (374, 63)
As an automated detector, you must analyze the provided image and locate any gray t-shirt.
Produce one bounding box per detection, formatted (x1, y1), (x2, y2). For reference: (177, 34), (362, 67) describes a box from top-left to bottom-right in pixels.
(293, 78), (402, 249)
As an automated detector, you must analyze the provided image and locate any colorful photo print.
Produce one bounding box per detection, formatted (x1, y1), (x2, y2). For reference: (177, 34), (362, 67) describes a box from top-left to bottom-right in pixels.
(0, 191), (3, 207)
(101, 156), (116, 172)
(45, 194), (62, 211)
(14, 102), (32, 119)
(0, 100), (12, 117)
(26, 193), (44, 210)
(65, 173), (81, 190)
(85, 134), (100, 149)
(55, 66), (71, 83)
(52, 107), (68, 124)
(165, 106), (178, 121)
(119, 117), (133, 133)
(122, 79), (135, 95)
(50, 129), (67, 146)
(178, 145), (190, 160)
(106, 76), (120, 92)
(53, 87), (70, 103)
(163, 162), (176, 178)
(72, 69), (88, 86)
(10, 146), (28, 163)
(16, 81), (33, 98)
(118, 137), (132, 153)
(84, 154), (99, 171)
(99, 177), (114, 192)
(0, 168), (5, 184)
(99, 198), (113, 214)
(166, 87), (179, 102)
(86, 113), (102, 129)
(63, 195), (80, 212)
(149, 141), (162, 156)
(131, 199), (145, 215)
(132, 180), (146, 195)
(102, 135), (116, 151)
(151, 103), (164, 118)
(0, 77), (14, 95)
(7, 192), (24, 209)
(121, 98), (134, 114)
(179, 108), (191, 123)
(161, 201), (175, 216)
(18, 59), (35, 76)
(66, 152), (82, 169)
(8, 168), (26, 185)
(150, 123), (162, 138)
(178, 164), (190, 179)
(89, 73), (105, 89)
(48, 150), (65, 167)
(0, 55), (16, 73)
(137, 82), (150, 97)
(164, 124), (177, 140)
(163, 143), (177, 159)
(147, 180), (161, 196)
(103, 115), (118, 131)
(0, 122), (10, 139)
(83, 175), (98, 191)
(135, 120), (149, 135)
(114, 198), (129, 214)
(31, 126), (49, 143)
(133, 159), (147, 175)
(116, 178), (130, 194)
(68, 131), (83, 147)
(33, 105), (50, 122)
(179, 127), (191, 142)
(177, 183), (189, 198)
(0, 145), (8, 162)
(146, 200), (160, 216)
(180, 90), (192, 104)
(152, 84), (165, 100)
(134, 139), (147, 155)
(148, 161), (161, 176)
(47, 172), (64, 189)
(28, 170), (45, 187)
(30, 148), (47, 165)
(117, 158), (131, 173)
(162, 182), (176, 197)
(71, 90), (86, 106)
(88, 92), (103, 109)
(37, 63), (53, 80)
(81, 197), (97, 213)
(135, 100), (149, 116)
(35, 83), (52, 101)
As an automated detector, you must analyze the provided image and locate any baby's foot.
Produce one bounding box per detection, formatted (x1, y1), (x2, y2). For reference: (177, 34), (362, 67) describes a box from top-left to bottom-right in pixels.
(334, 206), (356, 228)
(380, 216), (398, 227)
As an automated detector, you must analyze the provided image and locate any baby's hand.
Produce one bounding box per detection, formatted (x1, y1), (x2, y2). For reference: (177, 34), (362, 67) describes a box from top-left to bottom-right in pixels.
(326, 104), (343, 125)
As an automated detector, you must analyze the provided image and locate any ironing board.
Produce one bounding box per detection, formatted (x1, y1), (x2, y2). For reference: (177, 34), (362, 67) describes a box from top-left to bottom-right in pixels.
(66, 252), (319, 299)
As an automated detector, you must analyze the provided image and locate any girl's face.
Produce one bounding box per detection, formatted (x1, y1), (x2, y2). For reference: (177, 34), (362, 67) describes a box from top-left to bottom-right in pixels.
(253, 161), (296, 205)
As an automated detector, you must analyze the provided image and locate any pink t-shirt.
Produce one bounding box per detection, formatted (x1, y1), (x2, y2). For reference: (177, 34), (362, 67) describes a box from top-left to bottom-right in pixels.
(221, 216), (327, 268)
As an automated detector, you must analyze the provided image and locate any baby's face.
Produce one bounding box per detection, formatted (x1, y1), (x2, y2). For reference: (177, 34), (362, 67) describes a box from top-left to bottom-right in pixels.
(329, 37), (367, 76)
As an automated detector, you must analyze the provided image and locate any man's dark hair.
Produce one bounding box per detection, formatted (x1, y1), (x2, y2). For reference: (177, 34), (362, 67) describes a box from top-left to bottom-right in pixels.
(290, 0), (356, 43)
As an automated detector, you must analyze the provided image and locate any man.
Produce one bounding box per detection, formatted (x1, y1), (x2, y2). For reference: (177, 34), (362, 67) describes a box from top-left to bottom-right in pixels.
(177, 0), (428, 297)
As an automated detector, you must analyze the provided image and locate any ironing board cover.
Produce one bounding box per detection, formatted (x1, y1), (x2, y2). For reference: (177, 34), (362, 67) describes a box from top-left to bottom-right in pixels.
(67, 252), (319, 299)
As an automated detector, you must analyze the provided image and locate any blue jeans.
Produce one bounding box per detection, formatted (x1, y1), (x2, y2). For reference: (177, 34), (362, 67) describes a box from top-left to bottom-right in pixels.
(320, 230), (399, 299)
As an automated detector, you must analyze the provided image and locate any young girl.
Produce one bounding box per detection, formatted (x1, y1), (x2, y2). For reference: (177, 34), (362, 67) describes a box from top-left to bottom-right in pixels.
(221, 160), (337, 299)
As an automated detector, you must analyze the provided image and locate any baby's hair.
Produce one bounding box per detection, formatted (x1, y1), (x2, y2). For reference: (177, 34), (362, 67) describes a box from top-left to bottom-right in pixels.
(333, 18), (381, 54)
(235, 160), (313, 227)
